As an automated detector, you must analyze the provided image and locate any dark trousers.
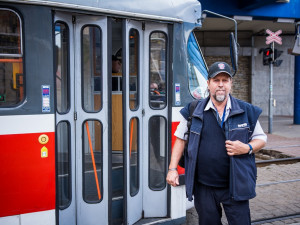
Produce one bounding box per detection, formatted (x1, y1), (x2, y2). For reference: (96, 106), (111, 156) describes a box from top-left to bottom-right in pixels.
(194, 182), (251, 225)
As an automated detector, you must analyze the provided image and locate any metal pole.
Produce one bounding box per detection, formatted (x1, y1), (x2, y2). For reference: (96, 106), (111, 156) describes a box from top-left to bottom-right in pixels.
(294, 23), (300, 124)
(268, 42), (274, 133)
(294, 55), (300, 124)
(201, 10), (238, 43)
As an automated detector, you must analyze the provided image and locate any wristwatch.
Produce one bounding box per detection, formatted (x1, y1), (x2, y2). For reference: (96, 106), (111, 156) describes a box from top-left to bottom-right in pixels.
(247, 143), (253, 155)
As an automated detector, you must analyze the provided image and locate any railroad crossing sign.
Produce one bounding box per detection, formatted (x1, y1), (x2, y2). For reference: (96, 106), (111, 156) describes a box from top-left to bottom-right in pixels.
(266, 29), (282, 45)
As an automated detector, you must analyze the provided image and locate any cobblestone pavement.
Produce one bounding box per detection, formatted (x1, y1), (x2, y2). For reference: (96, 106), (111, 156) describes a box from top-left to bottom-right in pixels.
(183, 162), (300, 225)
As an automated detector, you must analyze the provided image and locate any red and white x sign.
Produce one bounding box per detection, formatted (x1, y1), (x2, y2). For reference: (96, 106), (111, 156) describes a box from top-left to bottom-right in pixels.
(266, 29), (282, 45)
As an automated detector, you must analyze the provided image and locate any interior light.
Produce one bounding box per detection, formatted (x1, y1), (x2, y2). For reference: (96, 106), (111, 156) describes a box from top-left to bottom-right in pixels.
(276, 18), (295, 23)
(233, 16), (253, 21)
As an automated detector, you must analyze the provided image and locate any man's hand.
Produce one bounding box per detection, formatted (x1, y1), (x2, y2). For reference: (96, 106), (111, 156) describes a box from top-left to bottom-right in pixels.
(225, 140), (249, 156)
(166, 138), (185, 187)
(166, 170), (179, 187)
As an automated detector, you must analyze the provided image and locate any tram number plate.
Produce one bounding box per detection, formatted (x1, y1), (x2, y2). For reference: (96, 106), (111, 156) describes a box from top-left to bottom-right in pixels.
(42, 85), (50, 112)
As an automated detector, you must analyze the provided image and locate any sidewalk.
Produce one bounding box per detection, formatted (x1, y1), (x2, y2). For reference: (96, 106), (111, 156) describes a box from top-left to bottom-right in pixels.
(259, 116), (300, 157)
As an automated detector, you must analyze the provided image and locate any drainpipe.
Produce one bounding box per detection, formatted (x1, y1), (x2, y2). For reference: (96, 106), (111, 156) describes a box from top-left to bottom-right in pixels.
(295, 55), (300, 124)
(294, 23), (300, 124)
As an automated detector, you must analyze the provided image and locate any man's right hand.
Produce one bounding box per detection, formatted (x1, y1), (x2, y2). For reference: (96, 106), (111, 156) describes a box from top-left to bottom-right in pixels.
(166, 170), (179, 187)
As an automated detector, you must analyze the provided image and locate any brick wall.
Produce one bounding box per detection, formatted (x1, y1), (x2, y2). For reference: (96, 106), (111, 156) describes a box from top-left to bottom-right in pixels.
(205, 56), (251, 103)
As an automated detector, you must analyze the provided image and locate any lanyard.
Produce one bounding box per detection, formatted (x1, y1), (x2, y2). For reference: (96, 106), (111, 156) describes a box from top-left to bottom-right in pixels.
(220, 105), (227, 128)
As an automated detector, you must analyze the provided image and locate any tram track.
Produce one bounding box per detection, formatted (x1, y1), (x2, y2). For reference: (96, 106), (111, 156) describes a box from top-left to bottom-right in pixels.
(251, 159), (300, 225)
(251, 213), (300, 225)
(256, 156), (300, 167)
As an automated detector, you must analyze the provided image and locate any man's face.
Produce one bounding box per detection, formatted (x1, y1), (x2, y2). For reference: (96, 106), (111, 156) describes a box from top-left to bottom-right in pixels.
(112, 59), (121, 73)
(207, 73), (232, 103)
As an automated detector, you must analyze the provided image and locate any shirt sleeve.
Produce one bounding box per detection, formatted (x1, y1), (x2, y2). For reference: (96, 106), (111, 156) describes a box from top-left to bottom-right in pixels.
(251, 120), (267, 143)
(174, 113), (188, 141)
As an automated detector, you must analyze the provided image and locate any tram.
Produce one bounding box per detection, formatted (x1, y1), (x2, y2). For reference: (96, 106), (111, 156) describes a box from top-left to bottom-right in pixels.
(0, 0), (238, 224)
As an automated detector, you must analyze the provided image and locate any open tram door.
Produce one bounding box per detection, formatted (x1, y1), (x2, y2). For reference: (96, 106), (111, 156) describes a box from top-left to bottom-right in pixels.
(54, 12), (109, 225)
(54, 12), (169, 225)
(122, 19), (170, 224)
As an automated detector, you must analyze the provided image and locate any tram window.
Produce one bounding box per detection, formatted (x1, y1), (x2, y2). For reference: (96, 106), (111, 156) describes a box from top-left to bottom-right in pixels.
(83, 120), (103, 203)
(112, 76), (122, 92)
(149, 32), (167, 109)
(129, 29), (139, 110)
(55, 22), (70, 114)
(149, 116), (166, 190)
(187, 31), (209, 100)
(57, 121), (71, 209)
(0, 9), (24, 107)
(82, 25), (102, 112)
(129, 117), (139, 196)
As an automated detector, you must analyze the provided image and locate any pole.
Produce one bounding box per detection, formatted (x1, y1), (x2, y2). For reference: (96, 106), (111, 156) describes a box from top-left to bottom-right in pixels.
(295, 55), (300, 124)
(268, 42), (274, 133)
(294, 23), (300, 124)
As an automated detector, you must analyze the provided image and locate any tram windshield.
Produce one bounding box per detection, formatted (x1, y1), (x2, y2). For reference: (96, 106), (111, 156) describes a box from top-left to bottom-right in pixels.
(187, 32), (208, 100)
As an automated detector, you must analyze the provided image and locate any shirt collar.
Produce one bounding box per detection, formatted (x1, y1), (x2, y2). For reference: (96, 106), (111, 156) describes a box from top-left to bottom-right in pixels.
(204, 96), (232, 112)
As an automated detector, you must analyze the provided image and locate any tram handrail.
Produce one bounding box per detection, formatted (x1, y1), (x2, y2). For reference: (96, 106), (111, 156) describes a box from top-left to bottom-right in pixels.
(129, 120), (134, 158)
(85, 122), (101, 200)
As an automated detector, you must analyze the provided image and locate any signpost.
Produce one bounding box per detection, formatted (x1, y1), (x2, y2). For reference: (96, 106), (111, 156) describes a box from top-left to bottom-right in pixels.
(266, 29), (282, 45)
(265, 29), (282, 134)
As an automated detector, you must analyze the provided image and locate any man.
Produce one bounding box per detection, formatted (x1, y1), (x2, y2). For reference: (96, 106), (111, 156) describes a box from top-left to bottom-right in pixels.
(166, 62), (267, 225)
(112, 55), (121, 73)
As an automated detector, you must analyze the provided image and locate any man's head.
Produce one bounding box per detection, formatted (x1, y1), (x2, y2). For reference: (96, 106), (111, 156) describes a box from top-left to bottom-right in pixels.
(150, 82), (159, 90)
(207, 62), (233, 103)
(112, 55), (122, 73)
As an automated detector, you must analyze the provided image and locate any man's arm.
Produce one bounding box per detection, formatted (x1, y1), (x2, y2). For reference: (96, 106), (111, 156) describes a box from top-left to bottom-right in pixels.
(166, 137), (186, 187)
(225, 138), (266, 156)
(225, 120), (267, 156)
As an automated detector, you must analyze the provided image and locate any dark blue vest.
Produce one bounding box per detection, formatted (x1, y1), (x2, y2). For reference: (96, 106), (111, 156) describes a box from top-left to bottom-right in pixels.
(196, 110), (229, 187)
(180, 95), (262, 201)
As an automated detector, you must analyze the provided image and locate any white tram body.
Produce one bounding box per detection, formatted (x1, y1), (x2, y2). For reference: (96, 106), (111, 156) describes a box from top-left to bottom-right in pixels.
(0, 0), (212, 224)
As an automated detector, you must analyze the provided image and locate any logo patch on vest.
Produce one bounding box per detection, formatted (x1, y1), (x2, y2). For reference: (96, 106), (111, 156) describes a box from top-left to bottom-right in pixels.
(238, 123), (247, 128)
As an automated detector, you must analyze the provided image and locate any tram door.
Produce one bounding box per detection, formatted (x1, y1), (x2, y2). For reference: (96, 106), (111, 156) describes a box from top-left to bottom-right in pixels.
(141, 21), (169, 219)
(54, 13), (109, 225)
(123, 20), (169, 224)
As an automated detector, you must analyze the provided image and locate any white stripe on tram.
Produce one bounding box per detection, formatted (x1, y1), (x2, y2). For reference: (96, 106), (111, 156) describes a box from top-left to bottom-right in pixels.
(0, 114), (55, 135)
(172, 107), (183, 122)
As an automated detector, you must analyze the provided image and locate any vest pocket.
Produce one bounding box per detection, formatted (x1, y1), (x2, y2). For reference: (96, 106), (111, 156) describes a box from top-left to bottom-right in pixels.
(229, 127), (250, 144)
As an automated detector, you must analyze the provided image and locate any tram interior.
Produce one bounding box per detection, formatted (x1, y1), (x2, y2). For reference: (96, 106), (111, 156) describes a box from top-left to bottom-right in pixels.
(111, 18), (125, 224)
(111, 18), (140, 224)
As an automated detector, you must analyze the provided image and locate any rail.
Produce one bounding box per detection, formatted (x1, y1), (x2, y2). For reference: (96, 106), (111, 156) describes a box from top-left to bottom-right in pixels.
(250, 159), (300, 225)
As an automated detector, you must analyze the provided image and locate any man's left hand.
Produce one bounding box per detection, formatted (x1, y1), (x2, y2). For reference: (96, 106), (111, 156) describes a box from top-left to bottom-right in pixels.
(225, 140), (248, 156)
